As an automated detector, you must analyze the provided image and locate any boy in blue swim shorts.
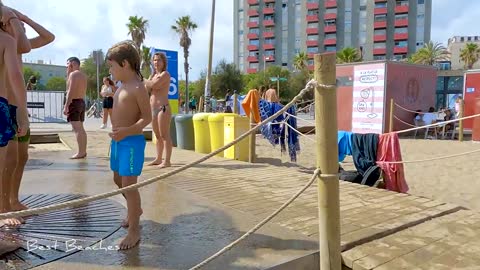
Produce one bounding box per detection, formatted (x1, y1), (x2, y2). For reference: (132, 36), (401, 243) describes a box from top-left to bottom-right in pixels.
(105, 41), (152, 250)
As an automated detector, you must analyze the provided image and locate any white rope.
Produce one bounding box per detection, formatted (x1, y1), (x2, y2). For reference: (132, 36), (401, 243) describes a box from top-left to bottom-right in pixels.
(394, 102), (428, 114)
(284, 122), (316, 143)
(395, 113), (480, 134)
(379, 148), (480, 164)
(285, 112), (316, 126)
(393, 115), (417, 128)
(0, 79), (329, 219)
(189, 169), (334, 270)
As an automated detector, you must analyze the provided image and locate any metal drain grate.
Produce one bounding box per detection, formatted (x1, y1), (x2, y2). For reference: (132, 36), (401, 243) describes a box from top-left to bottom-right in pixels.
(0, 194), (125, 269)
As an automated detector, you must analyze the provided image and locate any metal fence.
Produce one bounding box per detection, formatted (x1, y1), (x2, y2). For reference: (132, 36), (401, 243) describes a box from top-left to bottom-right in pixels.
(27, 90), (66, 123)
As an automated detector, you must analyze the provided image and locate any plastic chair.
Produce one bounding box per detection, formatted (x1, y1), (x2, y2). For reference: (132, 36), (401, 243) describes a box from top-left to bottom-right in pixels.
(413, 119), (425, 139)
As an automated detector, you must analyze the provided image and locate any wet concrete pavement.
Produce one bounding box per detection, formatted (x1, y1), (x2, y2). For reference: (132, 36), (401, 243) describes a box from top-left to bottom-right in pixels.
(20, 139), (318, 270)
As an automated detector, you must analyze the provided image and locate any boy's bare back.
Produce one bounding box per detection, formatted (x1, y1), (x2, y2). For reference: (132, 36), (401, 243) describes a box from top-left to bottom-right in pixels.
(112, 80), (149, 133)
(0, 32), (15, 99)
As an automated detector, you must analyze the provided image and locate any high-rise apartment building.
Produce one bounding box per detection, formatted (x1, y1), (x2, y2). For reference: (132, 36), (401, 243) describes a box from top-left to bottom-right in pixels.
(233, 0), (432, 74)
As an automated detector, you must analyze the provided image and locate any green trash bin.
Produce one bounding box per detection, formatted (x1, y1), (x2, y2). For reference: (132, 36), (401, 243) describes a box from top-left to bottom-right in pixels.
(208, 113), (236, 157)
(193, 113), (213, 154)
(175, 114), (194, 150)
(170, 114), (177, 147)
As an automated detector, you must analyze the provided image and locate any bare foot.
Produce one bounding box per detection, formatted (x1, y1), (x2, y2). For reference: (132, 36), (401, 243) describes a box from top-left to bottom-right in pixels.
(70, 153), (87, 159)
(147, 159), (162, 166)
(10, 201), (28, 211)
(157, 162), (171, 169)
(1, 217), (24, 227)
(119, 228), (140, 250)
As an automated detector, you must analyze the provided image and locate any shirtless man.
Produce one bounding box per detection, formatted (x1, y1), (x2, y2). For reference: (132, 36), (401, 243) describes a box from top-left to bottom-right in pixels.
(2, 7), (55, 212)
(64, 57), (88, 159)
(264, 84), (279, 103)
(106, 41), (152, 249)
(0, 3), (29, 226)
(145, 52), (172, 168)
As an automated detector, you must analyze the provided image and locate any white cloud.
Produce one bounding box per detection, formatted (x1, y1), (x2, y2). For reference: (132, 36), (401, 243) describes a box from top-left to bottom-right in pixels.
(2, 0), (476, 79)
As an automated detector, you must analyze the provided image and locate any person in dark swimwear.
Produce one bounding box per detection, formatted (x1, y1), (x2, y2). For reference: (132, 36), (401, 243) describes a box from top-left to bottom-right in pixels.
(145, 52), (172, 168)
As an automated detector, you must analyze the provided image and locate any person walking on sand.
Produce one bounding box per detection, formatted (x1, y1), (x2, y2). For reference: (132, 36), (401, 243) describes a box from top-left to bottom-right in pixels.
(100, 77), (116, 129)
(106, 41), (152, 250)
(145, 52), (172, 168)
(64, 56), (88, 159)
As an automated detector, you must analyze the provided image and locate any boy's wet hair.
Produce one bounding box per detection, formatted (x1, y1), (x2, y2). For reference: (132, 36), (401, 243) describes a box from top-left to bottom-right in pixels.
(106, 40), (143, 81)
(153, 52), (167, 72)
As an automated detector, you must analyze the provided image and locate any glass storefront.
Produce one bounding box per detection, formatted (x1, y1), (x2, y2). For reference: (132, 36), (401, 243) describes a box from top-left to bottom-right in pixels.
(436, 76), (463, 109)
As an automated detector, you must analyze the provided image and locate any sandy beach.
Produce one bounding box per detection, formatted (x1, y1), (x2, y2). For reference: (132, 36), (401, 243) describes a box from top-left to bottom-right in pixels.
(255, 134), (480, 211)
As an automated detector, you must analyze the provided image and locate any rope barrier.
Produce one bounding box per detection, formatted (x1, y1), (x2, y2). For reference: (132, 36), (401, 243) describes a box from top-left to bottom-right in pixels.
(0, 79), (327, 219)
(189, 169), (327, 270)
(395, 113), (480, 134)
(393, 115), (417, 128)
(393, 102), (427, 114)
(379, 148), (480, 164)
(284, 122), (317, 143)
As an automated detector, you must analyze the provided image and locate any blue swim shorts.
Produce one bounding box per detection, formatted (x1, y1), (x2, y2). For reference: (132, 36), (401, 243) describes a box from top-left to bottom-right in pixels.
(110, 134), (146, 177)
(0, 97), (15, 147)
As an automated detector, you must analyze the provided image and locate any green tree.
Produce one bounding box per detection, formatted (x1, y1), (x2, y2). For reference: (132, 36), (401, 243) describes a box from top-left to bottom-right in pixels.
(460, 43), (480, 69)
(336, 47), (362, 63)
(411, 41), (449, 65)
(126, 15), (149, 55)
(211, 60), (243, 97)
(172, 15), (198, 112)
(293, 52), (309, 71)
(141, 45), (152, 78)
(22, 67), (41, 85)
(80, 51), (110, 100)
(46, 77), (66, 91)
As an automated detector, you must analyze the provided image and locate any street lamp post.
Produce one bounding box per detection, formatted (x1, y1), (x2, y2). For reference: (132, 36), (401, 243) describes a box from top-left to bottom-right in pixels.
(204, 0), (216, 112)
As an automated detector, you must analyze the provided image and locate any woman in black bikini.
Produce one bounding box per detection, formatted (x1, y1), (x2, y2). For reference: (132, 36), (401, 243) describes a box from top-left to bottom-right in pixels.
(100, 77), (116, 129)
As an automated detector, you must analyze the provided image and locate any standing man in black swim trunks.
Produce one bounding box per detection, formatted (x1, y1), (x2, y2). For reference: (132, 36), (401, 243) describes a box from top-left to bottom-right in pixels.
(64, 57), (88, 159)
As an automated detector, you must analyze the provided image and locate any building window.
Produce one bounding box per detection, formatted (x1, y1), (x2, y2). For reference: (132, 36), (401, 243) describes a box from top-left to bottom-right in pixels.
(249, 40), (260, 46)
(265, 50), (275, 56)
(249, 28), (259, 34)
(326, 8), (337, 13)
(307, 47), (319, 53)
(264, 15), (274, 21)
(374, 55), (386, 60)
(307, 10), (317, 16)
(374, 14), (387, 22)
(325, 46), (336, 52)
(418, 0), (424, 4)
(375, 3), (387, 8)
(249, 17), (259, 23)
(394, 27), (408, 34)
(307, 59), (314, 66)
(395, 41), (408, 47)
(307, 35), (318, 40)
(307, 22), (318, 28)
(325, 19), (336, 26)
(265, 38), (275, 44)
(325, 33), (336, 39)
(345, 22), (352, 32)
(374, 42), (386, 49)
(395, 14), (408, 20)
(249, 63), (259, 69)
(375, 29), (387, 35)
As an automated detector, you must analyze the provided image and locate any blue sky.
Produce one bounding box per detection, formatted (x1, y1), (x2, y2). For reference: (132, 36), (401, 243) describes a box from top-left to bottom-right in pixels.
(3, 0), (479, 80)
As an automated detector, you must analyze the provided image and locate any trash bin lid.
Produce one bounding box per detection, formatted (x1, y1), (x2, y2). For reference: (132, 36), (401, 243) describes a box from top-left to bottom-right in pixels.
(175, 114), (194, 122)
(193, 113), (213, 121)
(208, 113), (237, 122)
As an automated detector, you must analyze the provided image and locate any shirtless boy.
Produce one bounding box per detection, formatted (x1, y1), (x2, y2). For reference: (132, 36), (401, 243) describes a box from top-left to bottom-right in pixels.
(2, 6), (55, 213)
(64, 57), (88, 159)
(0, 3), (29, 226)
(106, 41), (152, 250)
(145, 52), (172, 168)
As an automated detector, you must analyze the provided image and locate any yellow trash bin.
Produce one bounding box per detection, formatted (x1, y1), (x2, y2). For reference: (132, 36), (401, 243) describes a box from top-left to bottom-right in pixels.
(224, 116), (250, 162)
(193, 113), (213, 154)
(208, 113), (236, 157)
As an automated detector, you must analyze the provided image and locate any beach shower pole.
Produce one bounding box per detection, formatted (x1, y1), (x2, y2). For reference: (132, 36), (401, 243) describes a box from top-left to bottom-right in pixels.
(204, 0), (216, 112)
(314, 52), (341, 270)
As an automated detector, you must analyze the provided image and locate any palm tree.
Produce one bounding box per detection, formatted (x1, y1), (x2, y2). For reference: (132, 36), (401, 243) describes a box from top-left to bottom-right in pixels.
(411, 41), (449, 66)
(293, 52), (308, 72)
(141, 45), (152, 78)
(172, 15), (198, 113)
(336, 47), (362, 63)
(126, 15), (149, 55)
(460, 43), (480, 70)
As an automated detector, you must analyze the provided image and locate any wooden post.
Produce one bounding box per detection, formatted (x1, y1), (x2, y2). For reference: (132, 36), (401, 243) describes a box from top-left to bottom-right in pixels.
(314, 53), (341, 270)
(389, 98), (394, 132)
(248, 111), (256, 163)
(459, 99), (464, 142)
(277, 76), (280, 100)
(233, 93), (239, 114)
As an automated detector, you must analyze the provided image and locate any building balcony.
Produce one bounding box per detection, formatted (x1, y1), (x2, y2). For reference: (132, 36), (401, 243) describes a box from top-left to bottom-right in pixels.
(247, 45), (259, 51)
(306, 40), (318, 47)
(247, 9), (259, 16)
(373, 48), (386, 55)
(324, 25), (336, 33)
(394, 46), (408, 54)
(307, 2), (319, 10)
(308, 53), (315, 59)
(325, 0), (337, 8)
(374, 21), (387, 29)
(263, 20), (275, 27)
(323, 38), (336, 46)
(264, 0), (275, 2)
(263, 31), (275, 38)
(324, 13), (337, 20)
(306, 27), (318, 35)
(263, 43), (275, 50)
(375, 0), (387, 2)
(394, 33), (408, 40)
(395, 18), (408, 27)
(247, 68), (258, 74)
(374, 35), (387, 42)
(248, 0), (258, 5)
(247, 56), (259, 62)
(308, 65), (315, 71)
(263, 7), (274, 15)
(395, 5), (409, 13)
(264, 55), (275, 62)
(374, 7), (388, 15)
(247, 33), (259, 39)
(247, 21), (259, 28)
(306, 15), (319, 22)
